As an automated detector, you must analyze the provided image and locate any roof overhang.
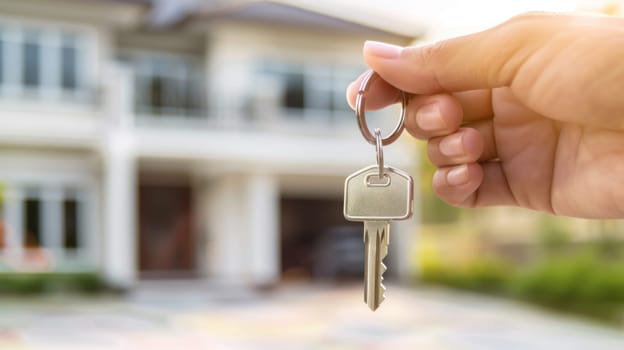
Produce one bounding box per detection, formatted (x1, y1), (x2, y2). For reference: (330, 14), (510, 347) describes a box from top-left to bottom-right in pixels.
(190, 0), (423, 40)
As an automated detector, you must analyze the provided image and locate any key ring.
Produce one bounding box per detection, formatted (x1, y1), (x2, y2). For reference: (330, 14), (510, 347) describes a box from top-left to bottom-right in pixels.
(374, 128), (384, 179)
(356, 71), (407, 146)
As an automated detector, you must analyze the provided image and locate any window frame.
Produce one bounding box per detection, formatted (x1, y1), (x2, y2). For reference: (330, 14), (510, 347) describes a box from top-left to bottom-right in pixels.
(129, 50), (205, 119)
(257, 60), (364, 125)
(0, 17), (91, 103)
(0, 181), (95, 271)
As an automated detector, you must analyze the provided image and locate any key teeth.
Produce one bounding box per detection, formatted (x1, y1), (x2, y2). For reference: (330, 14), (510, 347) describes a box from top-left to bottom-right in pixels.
(380, 286), (386, 303)
(379, 258), (387, 303)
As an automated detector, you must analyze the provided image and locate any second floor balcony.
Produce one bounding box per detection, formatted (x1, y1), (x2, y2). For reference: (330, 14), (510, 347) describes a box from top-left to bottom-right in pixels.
(127, 52), (369, 138)
(120, 54), (413, 173)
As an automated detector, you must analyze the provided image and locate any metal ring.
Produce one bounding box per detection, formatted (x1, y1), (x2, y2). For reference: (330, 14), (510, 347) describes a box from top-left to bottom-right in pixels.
(356, 71), (407, 146)
(374, 128), (384, 179)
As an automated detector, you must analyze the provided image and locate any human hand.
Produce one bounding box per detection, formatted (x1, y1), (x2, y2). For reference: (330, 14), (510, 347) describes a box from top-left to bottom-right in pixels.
(347, 12), (624, 218)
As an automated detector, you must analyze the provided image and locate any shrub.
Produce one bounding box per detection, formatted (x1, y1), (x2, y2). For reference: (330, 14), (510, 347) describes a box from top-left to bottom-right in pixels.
(507, 255), (624, 305)
(420, 253), (624, 322)
(0, 272), (105, 295)
(421, 258), (510, 294)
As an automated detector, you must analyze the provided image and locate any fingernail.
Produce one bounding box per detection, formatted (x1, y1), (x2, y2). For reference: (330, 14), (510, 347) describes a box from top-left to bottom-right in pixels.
(447, 164), (469, 186)
(439, 133), (464, 157)
(364, 40), (402, 59)
(346, 81), (356, 110)
(416, 104), (446, 131)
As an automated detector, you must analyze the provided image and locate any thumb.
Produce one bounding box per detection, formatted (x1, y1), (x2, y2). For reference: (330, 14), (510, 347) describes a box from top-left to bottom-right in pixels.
(363, 14), (545, 94)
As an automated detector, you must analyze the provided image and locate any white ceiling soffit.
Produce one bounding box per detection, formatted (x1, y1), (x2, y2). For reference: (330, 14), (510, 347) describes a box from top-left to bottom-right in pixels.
(193, 0), (424, 39)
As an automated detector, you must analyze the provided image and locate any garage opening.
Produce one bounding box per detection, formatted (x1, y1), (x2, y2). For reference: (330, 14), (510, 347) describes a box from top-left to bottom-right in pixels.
(280, 197), (361, 282)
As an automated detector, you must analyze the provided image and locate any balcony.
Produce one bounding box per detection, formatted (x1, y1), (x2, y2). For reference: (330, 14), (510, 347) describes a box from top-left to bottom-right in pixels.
(129, 58), (368, 136)
(124, 86), (410, 175)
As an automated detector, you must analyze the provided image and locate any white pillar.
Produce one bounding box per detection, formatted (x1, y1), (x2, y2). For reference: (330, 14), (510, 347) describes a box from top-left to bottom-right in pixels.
(206, 176), (247, 283)
(101, 63), (136, 288)
(246, 174), (279, 286)
(206, 173), (280, 286)
(102, 133), (136, 288)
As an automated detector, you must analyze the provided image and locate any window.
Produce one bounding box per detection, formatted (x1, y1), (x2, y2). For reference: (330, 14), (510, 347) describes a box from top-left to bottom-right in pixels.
(7, 187), (87, 251)
(0, 184), (92, 272)
(284, 72), (305, 109)
(134, 54), (204, 117)
(63, 198), (79, 249)
(186, 76), (202, 112)
(147, 75), (165, 113)
(23, 196), (41, 248)
(61, 34), (78, 90)
(259, 61), (362, 123)
(23, 31), (40, 88)
(0, 23), (86, 99)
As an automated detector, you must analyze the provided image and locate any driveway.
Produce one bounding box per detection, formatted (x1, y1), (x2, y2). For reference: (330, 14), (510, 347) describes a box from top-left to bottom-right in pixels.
(0, 282), (623, 349)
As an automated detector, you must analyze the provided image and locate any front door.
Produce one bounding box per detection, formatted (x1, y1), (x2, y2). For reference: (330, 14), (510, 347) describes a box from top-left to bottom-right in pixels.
(138, 184), (195, 277)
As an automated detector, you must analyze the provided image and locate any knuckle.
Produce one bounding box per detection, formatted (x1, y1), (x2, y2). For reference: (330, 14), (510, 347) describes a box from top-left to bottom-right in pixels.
(499, 11), (561, 40)
(415, 40), (448, 65)
(411, 40), (448, 90)
(483, 11), (556, 87)
(506, 11), (552, 26)
(426, 138), (441, 159)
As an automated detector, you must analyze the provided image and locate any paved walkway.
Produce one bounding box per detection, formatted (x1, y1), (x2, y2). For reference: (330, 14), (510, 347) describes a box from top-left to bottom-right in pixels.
(0, 283), (623, 349)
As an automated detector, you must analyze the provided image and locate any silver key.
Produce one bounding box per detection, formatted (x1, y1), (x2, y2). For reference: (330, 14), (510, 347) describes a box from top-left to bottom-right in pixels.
(344, 164), (413, 311)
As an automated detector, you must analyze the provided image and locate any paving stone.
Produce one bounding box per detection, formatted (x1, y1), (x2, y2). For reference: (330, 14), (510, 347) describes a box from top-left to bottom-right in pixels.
(0, 284), (622, 349)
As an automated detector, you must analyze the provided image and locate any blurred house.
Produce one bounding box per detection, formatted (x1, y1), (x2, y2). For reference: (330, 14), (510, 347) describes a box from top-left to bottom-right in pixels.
(0, 0), (419, 288)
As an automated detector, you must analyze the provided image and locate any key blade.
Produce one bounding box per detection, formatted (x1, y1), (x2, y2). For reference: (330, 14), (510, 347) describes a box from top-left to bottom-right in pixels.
(363, 221), (390, 311)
